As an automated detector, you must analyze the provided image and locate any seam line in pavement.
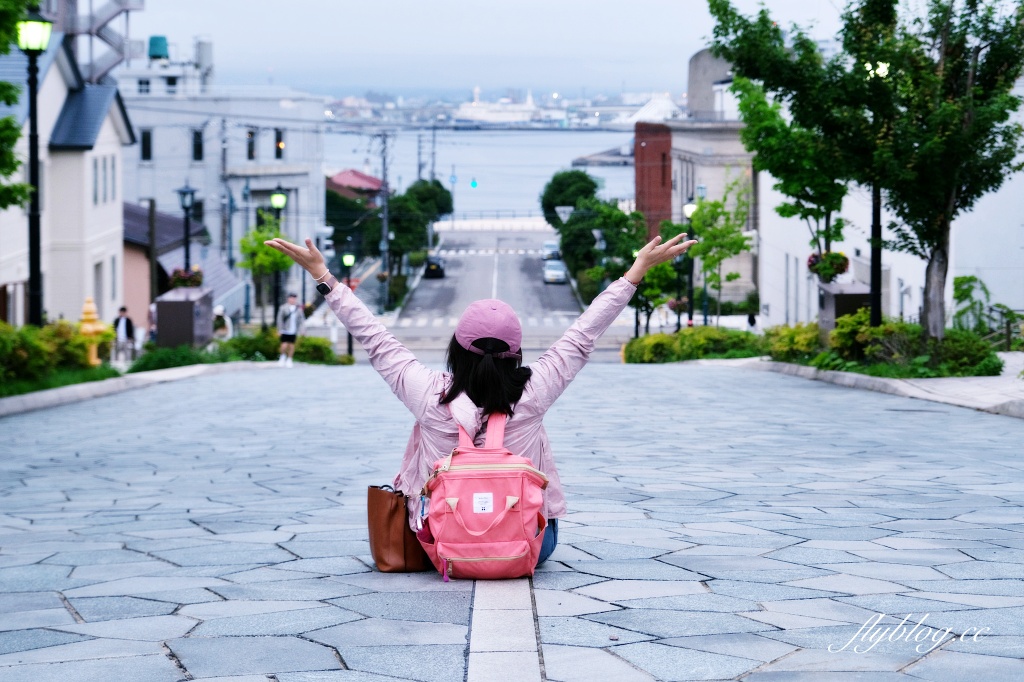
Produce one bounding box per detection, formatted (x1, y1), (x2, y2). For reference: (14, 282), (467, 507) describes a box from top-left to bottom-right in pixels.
(467, 578), (542, 682)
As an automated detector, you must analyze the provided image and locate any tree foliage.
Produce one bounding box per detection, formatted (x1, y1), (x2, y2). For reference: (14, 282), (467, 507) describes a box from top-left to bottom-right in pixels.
(540, 170), (598, 230)
(405, 179), (453, 222)
(0, 0), (34, 211)
(685, 176), (752, 326)
(326, 189), (379, 260)
(709, 0), (1024, 341)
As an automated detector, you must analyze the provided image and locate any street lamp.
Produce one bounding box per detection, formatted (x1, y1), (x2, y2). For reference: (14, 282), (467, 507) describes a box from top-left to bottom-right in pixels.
(269, 185), (288, 322)
(683, 198), (698, 327)
(341, 252), (356, 356)
(18, 5), (53, 326)
(175, 182), (196, 271)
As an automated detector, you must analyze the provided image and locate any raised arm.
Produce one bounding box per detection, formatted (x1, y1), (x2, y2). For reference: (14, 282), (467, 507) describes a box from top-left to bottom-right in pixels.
(528, 232), (697, 412)
(265, 238), (440, 418)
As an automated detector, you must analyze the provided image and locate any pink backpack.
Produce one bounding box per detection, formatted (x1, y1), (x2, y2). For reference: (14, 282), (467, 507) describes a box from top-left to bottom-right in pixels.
(417, 413), (548, 581)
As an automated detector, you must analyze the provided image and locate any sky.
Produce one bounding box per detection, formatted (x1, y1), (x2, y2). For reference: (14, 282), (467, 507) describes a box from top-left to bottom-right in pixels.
(127, 0), (846, 99)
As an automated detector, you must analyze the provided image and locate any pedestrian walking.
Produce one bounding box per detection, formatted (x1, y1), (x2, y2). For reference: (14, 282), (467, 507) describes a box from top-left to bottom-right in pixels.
(266, 232), (696, 565)
(212, 304), (234, 342)
(276, 293), (304, 367)
(112, 306), (136, 360)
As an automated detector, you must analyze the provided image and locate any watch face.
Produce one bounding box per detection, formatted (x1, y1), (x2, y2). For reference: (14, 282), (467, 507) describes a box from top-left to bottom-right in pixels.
(316, 282), (331, 295)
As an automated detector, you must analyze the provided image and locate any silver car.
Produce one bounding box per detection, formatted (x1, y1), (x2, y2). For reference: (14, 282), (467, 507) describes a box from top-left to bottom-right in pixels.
(543, 260), (569, 284)
(541, 240), (561, 260)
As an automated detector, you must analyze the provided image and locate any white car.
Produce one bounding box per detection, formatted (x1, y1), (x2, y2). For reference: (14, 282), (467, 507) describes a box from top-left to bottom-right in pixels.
(541, 240), (561, 260)
(543, 260), (569, 284)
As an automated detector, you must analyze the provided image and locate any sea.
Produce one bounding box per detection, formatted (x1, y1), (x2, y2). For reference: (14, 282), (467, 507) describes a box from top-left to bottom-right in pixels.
(323, 129), (635, 218)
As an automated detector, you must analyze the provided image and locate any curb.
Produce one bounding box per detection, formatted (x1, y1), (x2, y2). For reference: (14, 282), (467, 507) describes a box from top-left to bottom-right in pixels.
(0, 362), (278, 420)
(747, 359), (1024, 420)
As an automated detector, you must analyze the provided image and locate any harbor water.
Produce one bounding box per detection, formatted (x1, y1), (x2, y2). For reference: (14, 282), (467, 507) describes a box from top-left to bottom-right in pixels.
(324, 129), (635, 217)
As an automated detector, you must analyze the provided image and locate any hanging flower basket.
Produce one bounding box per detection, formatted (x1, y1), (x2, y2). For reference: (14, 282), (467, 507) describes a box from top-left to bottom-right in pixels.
(667, 297), (689, 314)
(808, 252), (849, 283)
(169, 265), (203, 288)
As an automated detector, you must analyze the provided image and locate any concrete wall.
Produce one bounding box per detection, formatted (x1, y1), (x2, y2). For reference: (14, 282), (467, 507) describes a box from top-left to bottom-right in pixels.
(123, 243), (151, 329)
(687, 49), (733, 120)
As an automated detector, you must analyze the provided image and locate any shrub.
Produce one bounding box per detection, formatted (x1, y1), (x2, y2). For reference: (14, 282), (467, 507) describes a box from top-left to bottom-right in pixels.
(764, 322), (822, 362)
(338, 354), (355, 365)
(389, 274), (408, 307)
(0, 365), (121, 398)
(0, 323), (56, 381)
(576, 267), (604, 305)
(294, 336), (341, 365)
(676, 326), (764, 360)
(968, 353), (1004, 377)
(220, 329), (279, 361)
(935, 328), (998, 375)
(862, 320), (924, 364)
(127, 346), (216, 373)
(407, 250), (427, 268)
(37, 320), (91, 369)
(828, 307), (872, 360)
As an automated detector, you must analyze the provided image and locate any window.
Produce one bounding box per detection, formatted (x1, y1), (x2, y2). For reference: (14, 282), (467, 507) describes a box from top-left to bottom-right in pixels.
(192, 129), (204, 162)
(140, 129), (152, 161)
(93, 262), (104, 320)
(138, 78), (150, 94)
(111, 156), (116, 200)
(166, 76), (177, 94)
(192, 200), (204, 226)
(246, 129), (256, 160)
(274, 128), (285, 160)
(110, 255), (117, 300)
(92, 158), (98, 205)
(102, 157), (108, 203)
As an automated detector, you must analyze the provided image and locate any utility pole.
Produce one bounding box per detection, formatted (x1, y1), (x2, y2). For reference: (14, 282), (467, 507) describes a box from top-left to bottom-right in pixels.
(416, 133), (423, 181)
(148, 199), (158, 303)
(379, 131), (390, 314)
(430, 125), (437, 180)
(220, 117), (230, 266)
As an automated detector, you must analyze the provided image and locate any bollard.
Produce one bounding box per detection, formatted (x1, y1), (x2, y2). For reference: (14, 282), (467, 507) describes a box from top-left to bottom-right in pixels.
(79, 297), (108, 366)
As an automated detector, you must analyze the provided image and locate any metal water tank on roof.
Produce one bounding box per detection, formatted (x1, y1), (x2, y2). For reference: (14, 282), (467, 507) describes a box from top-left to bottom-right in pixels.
(149, 36), (169, 61)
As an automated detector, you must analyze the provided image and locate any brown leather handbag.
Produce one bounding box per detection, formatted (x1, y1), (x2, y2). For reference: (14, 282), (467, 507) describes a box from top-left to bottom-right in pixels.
(366, 485), (430, 572)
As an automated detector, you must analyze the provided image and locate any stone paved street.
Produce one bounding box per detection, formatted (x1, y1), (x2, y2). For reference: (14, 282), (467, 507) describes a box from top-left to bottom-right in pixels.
(2, 363), (1024, 681)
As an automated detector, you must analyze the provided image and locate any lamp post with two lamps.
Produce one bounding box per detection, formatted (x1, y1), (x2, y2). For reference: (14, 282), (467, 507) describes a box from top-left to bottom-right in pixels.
(269, 184), (288, 322)
(341, 252), (356, 356)
(682, 198), (698, 327)
(17, 6), (53, 326)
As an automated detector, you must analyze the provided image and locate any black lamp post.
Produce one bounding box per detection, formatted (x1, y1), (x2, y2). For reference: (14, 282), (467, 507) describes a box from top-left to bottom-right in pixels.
(18, 6), (52, 326)
(269, 185), (288, 322)
(341, 252), (356, 356)
(673, 255), (686, 333)
(683, 198), (698, 327)
(175, 182), (196, 271)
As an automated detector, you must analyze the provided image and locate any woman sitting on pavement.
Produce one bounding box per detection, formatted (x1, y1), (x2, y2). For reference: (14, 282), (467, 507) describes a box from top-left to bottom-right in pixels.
(265, 232), (696, 565)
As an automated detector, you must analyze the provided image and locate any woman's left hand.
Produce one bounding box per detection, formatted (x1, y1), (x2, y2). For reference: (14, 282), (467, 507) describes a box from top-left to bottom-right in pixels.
(264, 238), (329, 279)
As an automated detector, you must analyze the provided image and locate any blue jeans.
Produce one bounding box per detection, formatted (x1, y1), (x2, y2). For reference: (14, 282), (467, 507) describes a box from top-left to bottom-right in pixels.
(536, 518), (558, 566)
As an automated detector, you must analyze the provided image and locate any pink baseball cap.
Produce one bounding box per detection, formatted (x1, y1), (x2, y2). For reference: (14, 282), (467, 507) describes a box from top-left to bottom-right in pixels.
(454, 299), (522, 359)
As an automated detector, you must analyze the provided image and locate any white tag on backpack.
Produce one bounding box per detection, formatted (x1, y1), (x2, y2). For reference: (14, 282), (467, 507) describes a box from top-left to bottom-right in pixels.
(473, 493), (494, 514)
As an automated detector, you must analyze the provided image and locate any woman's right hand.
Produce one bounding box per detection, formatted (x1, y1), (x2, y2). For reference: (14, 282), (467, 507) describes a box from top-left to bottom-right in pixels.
(624, 233), (698, 284)
(264, 237), (330, 279)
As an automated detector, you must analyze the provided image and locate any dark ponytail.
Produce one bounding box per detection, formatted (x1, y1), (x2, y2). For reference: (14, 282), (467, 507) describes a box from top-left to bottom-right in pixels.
(440, 335), (532, 415)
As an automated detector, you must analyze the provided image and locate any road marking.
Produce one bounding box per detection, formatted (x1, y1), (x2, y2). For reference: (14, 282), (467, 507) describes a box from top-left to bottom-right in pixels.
(432, 317), (444, 327)
(416, 318), (428, 328)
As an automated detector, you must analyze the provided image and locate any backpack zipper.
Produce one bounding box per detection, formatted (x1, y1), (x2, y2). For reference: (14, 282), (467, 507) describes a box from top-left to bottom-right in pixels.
(441, 550), (529, 581)
(445, 463), (548, 481)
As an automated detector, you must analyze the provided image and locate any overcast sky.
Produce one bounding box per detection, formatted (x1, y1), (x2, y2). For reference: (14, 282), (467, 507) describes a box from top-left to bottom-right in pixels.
(128, 0), (845, 98)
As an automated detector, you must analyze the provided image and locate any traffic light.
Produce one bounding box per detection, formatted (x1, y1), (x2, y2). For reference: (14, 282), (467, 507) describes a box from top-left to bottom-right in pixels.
(470, 178), (478, 188)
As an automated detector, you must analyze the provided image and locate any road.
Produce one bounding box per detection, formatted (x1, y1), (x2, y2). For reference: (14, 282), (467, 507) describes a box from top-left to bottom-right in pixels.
(393, 227), (634, 362)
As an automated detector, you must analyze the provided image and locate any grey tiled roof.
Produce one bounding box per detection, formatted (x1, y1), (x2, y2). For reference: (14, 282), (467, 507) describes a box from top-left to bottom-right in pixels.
(123, 201), (209, 254)
(49, 84), (117, 149)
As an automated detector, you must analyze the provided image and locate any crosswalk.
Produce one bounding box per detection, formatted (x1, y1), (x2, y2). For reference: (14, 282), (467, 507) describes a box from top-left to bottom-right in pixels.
(435, 248), (542, 256)
(394, 308), (636, 329)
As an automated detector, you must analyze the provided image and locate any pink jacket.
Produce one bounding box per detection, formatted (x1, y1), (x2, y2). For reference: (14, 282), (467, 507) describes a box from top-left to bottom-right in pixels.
(324, 277), (638, 527)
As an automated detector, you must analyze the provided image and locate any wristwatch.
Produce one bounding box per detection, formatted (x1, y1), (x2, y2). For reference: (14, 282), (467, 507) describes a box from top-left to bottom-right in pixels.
(315, 273), (338, 295)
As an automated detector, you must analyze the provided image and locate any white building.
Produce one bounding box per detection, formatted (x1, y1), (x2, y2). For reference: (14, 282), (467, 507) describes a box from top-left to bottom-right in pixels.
(116, 36), (328, 313)
(0, 34), (134, 325)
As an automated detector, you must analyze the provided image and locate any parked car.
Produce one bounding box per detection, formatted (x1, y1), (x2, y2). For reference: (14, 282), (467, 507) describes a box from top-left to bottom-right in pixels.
(423, 255), (446, 278)
(543, 259), (569, 284)
(541, 240), (561, 260)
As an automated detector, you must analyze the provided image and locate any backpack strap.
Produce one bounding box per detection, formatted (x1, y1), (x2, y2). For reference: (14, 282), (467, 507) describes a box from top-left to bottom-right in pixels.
(483, 413), (507, 449)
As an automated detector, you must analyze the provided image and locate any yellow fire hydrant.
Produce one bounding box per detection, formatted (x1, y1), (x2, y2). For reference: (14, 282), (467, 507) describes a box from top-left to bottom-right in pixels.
(79, 297), (108, 367)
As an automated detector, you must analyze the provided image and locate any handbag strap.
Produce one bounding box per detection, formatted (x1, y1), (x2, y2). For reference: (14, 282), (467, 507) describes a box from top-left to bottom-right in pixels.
(456, 412), (507, 449)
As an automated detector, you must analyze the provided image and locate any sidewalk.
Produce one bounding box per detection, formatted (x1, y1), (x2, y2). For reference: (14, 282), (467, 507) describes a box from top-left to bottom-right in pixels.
(2, 362), (1023, 680)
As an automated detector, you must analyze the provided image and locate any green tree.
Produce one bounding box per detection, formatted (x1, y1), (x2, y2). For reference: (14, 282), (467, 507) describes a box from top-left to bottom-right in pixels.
(685, 177), (752, 326)
(632, 262), (676, 336)
(237, 212), (293, 328)
(386, 193), (428, 276)
(405, 178), (453, 222)
(559, 197), (648, 294)
(731, 77), (848, 256)
(325, 189), (379, 261)
(540, 170), (598, 231)
(0, 0), (33, 211)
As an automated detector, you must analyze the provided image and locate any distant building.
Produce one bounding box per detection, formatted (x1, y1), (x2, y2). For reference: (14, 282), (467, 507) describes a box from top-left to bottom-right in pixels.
(116, 36), (328, 312)
(0, 34), (135, 325)
(327, 169), (383, 205)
